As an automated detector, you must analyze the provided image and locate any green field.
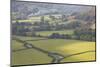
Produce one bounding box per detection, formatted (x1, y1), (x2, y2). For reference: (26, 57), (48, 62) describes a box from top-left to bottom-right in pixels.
(17, 15), (62, 24)
(12, 36), (95, 66)
(36, 30), (74, 36)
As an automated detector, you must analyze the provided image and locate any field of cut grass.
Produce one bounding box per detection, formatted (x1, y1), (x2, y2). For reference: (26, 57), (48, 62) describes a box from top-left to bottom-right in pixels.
(12, 49), (52, 65)
(61, 52), (95, 62)
(36, 30), (74, 36)
(28, 39), (95, 56)
(12, 35), (47, 41)
(12, 40), (25, 50)
(16, 15), (63, 24)
(12, 36), (96, 66)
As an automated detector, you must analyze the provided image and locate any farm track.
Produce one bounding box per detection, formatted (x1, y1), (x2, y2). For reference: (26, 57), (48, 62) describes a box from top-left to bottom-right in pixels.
(12, 37), (95, 64)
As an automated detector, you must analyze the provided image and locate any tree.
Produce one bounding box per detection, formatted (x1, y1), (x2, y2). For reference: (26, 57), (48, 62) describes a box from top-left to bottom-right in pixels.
(74, 28), (95, 41)
(49, 33), (60, 38)
(41, 16), (45, 23)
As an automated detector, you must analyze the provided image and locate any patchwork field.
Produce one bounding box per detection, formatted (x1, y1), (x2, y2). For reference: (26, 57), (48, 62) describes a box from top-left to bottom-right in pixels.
(11, 1), (96, 66)
(12, 36), (96, 66)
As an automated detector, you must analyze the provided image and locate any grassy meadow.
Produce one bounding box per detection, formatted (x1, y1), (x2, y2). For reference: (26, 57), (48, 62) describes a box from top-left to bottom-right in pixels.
(36, 30), (74, 36)
(12, 36), (95, 65)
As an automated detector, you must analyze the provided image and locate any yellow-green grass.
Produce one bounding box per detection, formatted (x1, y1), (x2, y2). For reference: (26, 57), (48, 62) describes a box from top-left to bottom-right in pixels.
(16, 15), (62, 24)
(12, 38), (52, 65)
(17, 16), (41, 22)
(17, 19), (33, 23)
(58, 41), (95, 55)
(12, 35), (47, 41)
(12, 36), (95, 65)
(12, 40), (25, 50)
(28, 39), (95, 55)
(28, 39), (95, 63)
(36, 30), (74, 36)
(12, 49), (52, 65)
(61, 52), (95, 62)
(29, 16), (52, 22)
(28, 15), (62, 23)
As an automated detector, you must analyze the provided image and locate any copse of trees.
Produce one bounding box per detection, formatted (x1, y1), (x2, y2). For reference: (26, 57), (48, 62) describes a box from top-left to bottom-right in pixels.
(65, 20), (82, 29)
(49, 15), (56, 20)
(61, 15), (68, 22)
(48, 33), (71, 39)
(12, 20), (33, 36)
(74, 28), (95, 41)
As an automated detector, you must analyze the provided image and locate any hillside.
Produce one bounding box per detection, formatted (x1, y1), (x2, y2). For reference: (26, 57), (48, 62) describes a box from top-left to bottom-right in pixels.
(11, 0), (94, 20)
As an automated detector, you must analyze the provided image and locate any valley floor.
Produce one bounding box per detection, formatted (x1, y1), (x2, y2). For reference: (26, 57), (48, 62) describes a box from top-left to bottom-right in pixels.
(11, 35), (96, 66)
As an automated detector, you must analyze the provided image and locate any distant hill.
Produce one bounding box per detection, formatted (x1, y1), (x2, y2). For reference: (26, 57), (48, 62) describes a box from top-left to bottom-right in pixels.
(11, 1), (96, 30)
(11, 1), (94, 19)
